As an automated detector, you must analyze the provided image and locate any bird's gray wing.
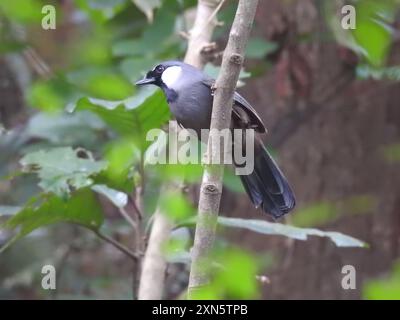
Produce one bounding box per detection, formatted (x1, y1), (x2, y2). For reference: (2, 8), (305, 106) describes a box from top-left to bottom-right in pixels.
(202, 78), (267, 133)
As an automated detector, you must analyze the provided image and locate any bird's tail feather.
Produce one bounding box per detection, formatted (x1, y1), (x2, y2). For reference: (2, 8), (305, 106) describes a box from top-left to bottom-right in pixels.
(239, 139), (295, 218)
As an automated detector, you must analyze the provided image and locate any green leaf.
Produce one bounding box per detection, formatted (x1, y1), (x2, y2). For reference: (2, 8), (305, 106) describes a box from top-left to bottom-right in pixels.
(73, 87), (171, 147)
(246, 38), (278, 59)
(363, 261), (400, 300)
(91, 184), (128, 208)
(218, 217), (367, 248)
(352, 0), (395, 67)
(101, 138), (139, 190)
(25, 112), (106, 147)
(20, 147), (108, 198)
(132, 0), (162, 22)
(0, 0), (43, 23)
(27, 78), (77, 112)
(67, 69), (134, 100)
(119, 57), (158, 83)
(0, 189), (104, 253)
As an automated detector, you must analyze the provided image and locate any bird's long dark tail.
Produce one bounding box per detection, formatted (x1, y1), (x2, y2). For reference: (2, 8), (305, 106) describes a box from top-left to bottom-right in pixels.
(238, 139), (295, 218)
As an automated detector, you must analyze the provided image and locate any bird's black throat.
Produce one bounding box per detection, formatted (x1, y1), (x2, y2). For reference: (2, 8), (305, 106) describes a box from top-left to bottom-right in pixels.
(161, 84), (178, 103)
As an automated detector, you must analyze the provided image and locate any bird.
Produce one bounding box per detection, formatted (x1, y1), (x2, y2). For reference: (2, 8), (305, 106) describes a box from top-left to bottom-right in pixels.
(136, 60), (295, 218)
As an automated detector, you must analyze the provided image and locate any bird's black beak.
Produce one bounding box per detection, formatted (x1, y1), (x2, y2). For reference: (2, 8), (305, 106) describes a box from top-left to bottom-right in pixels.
(135, 75), (156, 86)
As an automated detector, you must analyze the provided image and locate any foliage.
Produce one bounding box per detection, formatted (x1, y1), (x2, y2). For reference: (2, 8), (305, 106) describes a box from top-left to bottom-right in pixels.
(0, 0), (398, 300)
(218, 217), (366, 248)
(0, 189), (104, 254)
(190, 247), (260, 300)
(20, 147), (108, 198)
(363, 261), (400, 300)
(328, 0), (399, 68)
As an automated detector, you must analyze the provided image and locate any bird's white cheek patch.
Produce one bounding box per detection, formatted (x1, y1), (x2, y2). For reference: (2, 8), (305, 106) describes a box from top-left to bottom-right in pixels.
(161, 66), (182, 88)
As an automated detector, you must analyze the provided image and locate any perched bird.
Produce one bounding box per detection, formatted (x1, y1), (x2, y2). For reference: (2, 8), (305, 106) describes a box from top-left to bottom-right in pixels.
(136, 61), (295, 218)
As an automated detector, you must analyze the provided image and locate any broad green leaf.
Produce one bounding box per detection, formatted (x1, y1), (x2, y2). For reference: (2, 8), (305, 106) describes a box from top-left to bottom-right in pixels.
(27, 78), (77, 112)
(0, 0), (43, 23)
(218, 217), (367, 248)
(67, 69), (134, 100)
(246, 38), (278, 59)
(364, 262), (400, 300)
(352, 0), (395, 66)
(20, 147), (108, 198)
(0, 189), (104, 253)
(91, 184), (128, 208)
(101, 138), (139, 190)
(112, 10), (176, 61)
(112, 40), (148, 57)
(73, 87), (171, 148)
(132, 0), (162, 22)
(119, 57), (158, 83)
(25, 112), (106, 147)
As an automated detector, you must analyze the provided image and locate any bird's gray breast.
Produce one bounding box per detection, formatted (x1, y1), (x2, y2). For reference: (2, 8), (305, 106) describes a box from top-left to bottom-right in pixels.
(167, 80), (213, 136)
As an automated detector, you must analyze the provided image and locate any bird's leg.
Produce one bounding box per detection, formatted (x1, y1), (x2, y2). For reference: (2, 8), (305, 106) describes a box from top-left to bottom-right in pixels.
(211, 83), (217, 96)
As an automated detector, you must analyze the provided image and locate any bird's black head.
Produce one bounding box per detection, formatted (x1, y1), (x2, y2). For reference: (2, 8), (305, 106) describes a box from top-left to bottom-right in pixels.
(135, 61), (184, 88)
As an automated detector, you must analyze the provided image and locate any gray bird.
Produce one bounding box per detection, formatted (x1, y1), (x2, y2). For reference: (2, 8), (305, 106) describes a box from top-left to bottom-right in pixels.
(136, 60), (295, 218)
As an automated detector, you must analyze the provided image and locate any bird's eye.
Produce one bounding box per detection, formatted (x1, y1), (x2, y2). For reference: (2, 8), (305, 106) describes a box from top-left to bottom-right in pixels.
(155, 65), (165, 73)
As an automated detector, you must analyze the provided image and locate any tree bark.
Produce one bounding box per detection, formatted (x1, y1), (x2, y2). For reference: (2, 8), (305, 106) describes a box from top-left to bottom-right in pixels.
(137, 204), (173, 299)
(184, 0), (221, 69)
(137, 0), (223, 300)
(187, 0), (259, 298)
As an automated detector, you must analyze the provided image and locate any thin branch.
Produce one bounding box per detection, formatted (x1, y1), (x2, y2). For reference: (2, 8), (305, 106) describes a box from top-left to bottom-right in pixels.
(130, 195), (143, 220)
(119, 207), (138, 230)
(94, 230), (140, 262)
(187, 0), (259, 298)
(184, 0), (223, 68)
(137, 209), (173, 300)
(203, 0), (226, 31)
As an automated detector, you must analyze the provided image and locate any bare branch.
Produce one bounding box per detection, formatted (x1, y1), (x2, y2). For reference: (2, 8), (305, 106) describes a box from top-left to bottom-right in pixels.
(137, 209), (173, 299)
(94, 230), (140, 262)
(187, 0), (259, 297)
(184, 0), (222, 68)
(119, 207), (138, 230)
